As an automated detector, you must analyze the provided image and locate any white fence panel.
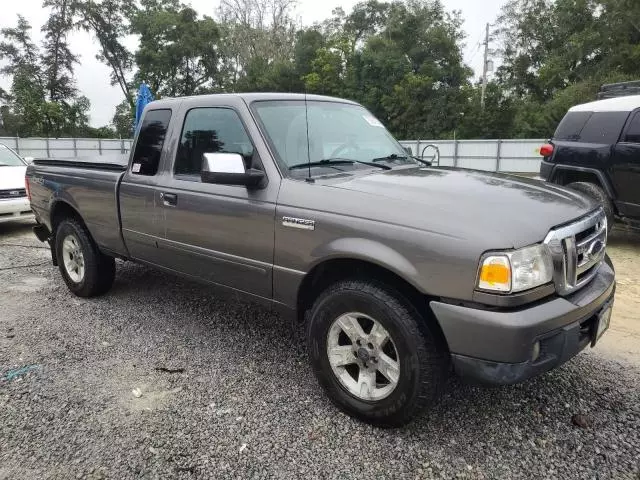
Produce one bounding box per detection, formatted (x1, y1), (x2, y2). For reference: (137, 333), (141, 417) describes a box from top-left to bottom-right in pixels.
(2, 136), (545, 174)
(400, 139), (546, 173)
(457, 141), (498, 158)
(75, 139), (100, 151)
(501, 140), (543, 159)
(1, 137), (133, 159)
(0, 138), (19, 150)
(500, 158), (542, 173)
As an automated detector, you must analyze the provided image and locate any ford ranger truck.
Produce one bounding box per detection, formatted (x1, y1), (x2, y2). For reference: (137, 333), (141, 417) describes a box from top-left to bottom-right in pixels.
(25, 93), (616, 427)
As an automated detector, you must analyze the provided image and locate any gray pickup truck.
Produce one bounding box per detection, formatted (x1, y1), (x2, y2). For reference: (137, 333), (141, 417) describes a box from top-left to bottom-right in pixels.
(26, 93), (615, 426)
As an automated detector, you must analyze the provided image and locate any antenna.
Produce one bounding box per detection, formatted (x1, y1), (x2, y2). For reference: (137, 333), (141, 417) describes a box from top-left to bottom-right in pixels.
(304, 90), (312, 180)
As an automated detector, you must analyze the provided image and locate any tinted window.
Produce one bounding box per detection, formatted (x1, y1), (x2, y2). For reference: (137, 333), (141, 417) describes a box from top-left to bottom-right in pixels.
(623, 112), (640, 143)
(175, 108), (254, 177)
(553, 112), (592, 140)
(131, 109), (172, 176)
(578, 112), (628, 143)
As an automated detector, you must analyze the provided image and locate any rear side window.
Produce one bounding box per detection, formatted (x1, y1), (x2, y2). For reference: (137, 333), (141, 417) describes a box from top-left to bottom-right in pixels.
(623, 112), (640, 143)
(131, 109), (172, 176)
(553, 112), (592, 140)
(578, 112), (628, 143)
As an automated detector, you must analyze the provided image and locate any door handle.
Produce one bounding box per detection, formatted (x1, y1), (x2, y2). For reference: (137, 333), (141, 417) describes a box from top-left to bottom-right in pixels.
(160, 192), (177, 206)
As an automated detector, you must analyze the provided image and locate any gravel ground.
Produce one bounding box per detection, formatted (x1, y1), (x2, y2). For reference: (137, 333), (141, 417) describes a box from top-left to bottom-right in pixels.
(1, 221), (639, 480)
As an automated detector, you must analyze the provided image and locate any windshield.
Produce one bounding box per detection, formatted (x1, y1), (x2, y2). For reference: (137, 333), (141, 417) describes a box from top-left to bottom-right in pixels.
(251, 100), (413, 177)
(0, 145), (26, 167)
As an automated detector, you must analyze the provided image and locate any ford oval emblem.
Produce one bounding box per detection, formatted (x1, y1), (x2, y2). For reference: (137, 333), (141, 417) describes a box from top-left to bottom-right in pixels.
(587, 239), (604, 258)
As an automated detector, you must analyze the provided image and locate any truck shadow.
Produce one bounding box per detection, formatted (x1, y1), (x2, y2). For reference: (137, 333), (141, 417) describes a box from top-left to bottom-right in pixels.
(609, 225), (640, 247)
(0, 220), (35, 237)
(104, 261), (638, 437)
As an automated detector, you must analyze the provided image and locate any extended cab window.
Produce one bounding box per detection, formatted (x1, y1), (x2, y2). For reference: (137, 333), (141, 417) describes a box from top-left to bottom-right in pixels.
(623, 112), (640, 143)
(131, 109), (172, 176)
(175, 108), (254, 178)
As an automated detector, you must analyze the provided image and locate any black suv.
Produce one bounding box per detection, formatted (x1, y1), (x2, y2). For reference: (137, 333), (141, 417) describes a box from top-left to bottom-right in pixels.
(539, 84), (640, 229)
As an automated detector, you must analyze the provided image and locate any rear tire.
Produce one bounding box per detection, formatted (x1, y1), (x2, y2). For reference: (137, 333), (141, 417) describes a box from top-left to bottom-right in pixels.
(566, 181), (614, 227)
(55, 218), (116, 297)
(307, 279), (448, 427)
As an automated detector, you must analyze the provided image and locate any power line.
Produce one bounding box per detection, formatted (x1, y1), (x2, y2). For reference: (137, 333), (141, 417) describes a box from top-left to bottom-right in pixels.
(464, 29), (486, 66)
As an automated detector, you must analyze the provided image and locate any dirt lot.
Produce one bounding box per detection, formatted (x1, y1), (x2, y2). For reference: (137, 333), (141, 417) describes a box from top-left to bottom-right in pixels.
(597, 228), (640, 364)
(0, 221), (639, 479)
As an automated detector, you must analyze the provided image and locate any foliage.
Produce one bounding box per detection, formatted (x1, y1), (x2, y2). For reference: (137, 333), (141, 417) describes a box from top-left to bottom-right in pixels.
(2, 0), (640, 140)
(0, 14), (92, 137)
(112, 99), (134, 138)
(41, 0), (78, 103)
(131, 0), (222, 97)
(75, 0), (136, 106)
(495, 0), (640, 137)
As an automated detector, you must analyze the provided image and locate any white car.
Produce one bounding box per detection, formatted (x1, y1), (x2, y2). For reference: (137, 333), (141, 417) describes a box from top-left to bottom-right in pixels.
(0, 144), (34, 223)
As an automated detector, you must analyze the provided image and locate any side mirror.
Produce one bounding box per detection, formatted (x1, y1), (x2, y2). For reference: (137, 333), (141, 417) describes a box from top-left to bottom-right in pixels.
(23, 156), (34, 164)
(201, 153), (265, 188)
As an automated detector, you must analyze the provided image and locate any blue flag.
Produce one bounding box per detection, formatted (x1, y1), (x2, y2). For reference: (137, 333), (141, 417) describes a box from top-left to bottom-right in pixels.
(134, 83), (155, 130)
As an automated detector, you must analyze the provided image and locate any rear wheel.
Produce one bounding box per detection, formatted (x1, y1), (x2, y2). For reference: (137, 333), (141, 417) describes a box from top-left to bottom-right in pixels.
(566, 181), (614, 227)
(55, 218), (116, 297)
(307, 279), (448, 427)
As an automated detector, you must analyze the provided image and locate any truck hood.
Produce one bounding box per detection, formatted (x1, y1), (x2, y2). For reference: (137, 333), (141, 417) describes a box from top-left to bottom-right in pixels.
(0, 166), (27, 190)
(326, 167), (595, 248)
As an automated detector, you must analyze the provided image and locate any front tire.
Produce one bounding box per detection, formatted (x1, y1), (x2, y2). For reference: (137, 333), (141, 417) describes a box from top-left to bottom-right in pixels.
(307, 279), (448, 427)
(55, 218), (116, 297)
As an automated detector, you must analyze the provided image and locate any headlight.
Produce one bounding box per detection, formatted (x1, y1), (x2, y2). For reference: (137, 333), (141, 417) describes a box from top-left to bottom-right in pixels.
(477, 244), (554, 294)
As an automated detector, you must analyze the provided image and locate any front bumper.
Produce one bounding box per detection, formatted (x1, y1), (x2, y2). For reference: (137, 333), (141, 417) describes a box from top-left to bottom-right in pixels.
(0, 198), (33, 223)
(430, 258), (615, 385)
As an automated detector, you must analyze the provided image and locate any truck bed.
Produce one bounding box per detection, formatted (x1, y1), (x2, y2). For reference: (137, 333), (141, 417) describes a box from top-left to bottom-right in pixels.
(32, 154), (128, 171)
(27, 157), (129, 257)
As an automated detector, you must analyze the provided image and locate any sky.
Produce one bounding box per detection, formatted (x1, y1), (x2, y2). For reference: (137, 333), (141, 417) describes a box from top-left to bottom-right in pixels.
(0, 0), (507, 128)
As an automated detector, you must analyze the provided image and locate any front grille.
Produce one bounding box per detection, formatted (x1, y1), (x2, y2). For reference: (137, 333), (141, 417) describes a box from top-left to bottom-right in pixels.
(544, 209), (607, 296)
(0, 188), (27, 199)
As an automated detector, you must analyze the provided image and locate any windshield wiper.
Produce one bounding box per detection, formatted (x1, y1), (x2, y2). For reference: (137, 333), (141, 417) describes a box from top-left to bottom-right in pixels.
(372, 153), (408, 162)
(288, 158), (390, 171)
(372, 153), (431, 166)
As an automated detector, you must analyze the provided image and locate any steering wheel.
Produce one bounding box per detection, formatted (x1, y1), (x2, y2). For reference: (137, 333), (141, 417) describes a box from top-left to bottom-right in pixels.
(329, 141), (360, 158)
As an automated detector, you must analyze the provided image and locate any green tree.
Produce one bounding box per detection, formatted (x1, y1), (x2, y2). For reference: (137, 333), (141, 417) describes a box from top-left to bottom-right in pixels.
(76, 0), (136, 106)
(0, 16), (47, 136)
(41, 0), (78, 103)
(456, 83), (517, 139)
(495, 0), (640, 137)
(217, 0), (298, 91)
(131, 0), (222, 97)
(0, 12), (92, 137)
(315, 0), (472, 139)
(112, 99), (133, 137)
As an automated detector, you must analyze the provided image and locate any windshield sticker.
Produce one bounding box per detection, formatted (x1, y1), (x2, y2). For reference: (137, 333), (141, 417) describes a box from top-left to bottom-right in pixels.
(363, 115), (384, 127)
(132, 163), (141, 173)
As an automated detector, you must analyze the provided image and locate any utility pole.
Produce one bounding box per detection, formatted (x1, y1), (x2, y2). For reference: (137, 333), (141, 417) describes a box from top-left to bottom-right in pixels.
(480, 22), (490, 110)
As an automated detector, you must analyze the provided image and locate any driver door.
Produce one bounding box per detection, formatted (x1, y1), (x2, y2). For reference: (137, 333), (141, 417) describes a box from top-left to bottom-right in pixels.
(155, 100), (279, 299)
